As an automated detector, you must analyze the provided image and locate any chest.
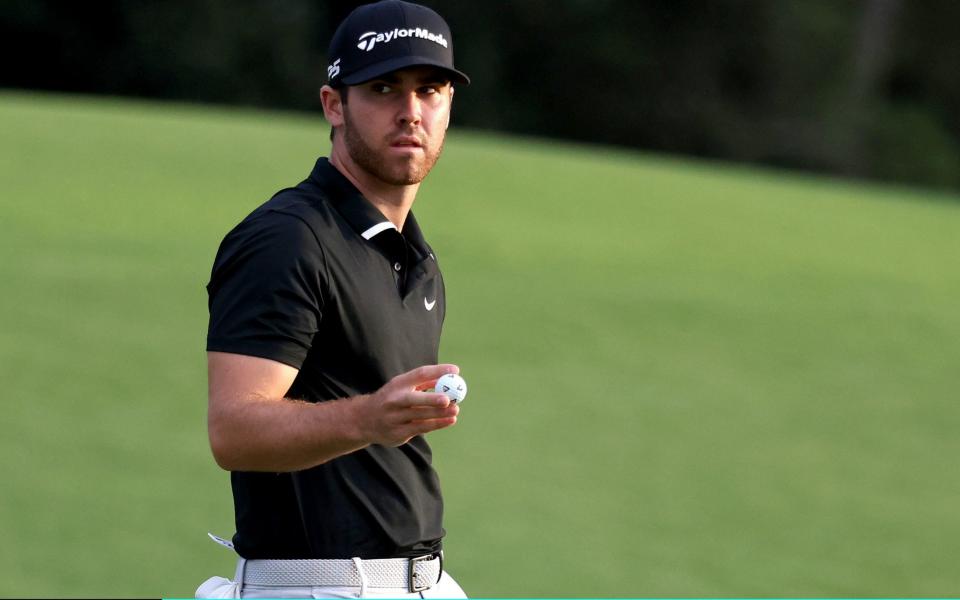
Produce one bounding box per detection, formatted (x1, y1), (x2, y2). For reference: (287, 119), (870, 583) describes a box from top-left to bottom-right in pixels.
(308, 236), (445, 392)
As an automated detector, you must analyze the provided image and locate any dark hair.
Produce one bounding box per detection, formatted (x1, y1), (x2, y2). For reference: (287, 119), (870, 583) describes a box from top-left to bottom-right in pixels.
(328, 85), (349, 142)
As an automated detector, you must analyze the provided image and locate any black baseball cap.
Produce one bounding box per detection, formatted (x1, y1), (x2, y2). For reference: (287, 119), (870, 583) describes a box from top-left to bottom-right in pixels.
(326, 0), (470, 87)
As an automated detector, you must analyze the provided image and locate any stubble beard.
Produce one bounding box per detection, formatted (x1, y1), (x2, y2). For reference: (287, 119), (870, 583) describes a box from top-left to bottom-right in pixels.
(341, 109), (445, 186)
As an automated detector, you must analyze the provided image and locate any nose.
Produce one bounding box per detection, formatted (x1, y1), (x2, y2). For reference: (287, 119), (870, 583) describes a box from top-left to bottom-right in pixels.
(396, 92), (422, 128)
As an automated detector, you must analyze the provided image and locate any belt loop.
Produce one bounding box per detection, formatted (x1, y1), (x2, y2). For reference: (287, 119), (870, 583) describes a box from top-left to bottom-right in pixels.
(351, 557), (368, 597)
(233, 557), (247, 597)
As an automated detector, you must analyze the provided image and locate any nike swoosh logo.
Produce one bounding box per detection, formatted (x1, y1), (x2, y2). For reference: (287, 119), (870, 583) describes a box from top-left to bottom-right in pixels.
(424, 298), (437, 311)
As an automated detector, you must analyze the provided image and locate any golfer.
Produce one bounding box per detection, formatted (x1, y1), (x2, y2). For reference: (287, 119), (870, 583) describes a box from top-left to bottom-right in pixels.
(196, 1), (470, 597)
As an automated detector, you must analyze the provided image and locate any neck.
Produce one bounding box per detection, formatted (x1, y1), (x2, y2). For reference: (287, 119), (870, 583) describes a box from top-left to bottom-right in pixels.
(329, 145), (420, 231)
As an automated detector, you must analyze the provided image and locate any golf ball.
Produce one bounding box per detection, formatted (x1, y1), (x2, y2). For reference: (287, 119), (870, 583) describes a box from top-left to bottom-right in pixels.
(435, 373), (467, 404)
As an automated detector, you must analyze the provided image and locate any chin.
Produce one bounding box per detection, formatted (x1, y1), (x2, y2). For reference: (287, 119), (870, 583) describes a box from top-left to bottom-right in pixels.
(384, 159), (432, 185)
(386, 172), (427, 186)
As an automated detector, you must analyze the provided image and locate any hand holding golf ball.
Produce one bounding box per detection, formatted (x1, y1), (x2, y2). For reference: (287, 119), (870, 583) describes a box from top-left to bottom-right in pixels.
(362, 365), (462, 447)
(434, 373), (467, 404)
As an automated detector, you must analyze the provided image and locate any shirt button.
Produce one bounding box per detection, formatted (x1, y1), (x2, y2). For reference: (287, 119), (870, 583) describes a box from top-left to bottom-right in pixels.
(394, 262), (402, 271)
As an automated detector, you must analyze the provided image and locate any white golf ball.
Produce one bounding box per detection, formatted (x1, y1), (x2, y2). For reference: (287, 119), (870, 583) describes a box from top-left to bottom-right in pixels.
(435, 373), (467, 404)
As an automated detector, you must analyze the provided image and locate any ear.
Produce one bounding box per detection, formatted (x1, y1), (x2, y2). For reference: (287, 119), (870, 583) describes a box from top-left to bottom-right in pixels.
(320, 85), (345, 128)
(445, 86), (454, 130)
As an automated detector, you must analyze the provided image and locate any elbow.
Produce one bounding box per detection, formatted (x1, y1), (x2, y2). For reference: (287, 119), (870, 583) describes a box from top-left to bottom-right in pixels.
(207, 414), (242, 471)
(209, 438), (236, 472)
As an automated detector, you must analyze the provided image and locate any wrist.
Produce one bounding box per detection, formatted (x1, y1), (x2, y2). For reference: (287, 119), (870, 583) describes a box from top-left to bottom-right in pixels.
(335, 394), (372, 449)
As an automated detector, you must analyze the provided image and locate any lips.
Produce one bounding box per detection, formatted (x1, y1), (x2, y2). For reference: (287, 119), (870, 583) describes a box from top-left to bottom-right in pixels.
(390, 136), (423, 148)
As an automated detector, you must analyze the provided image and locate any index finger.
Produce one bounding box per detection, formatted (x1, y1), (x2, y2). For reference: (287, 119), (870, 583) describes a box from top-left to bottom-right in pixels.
(393, 390), (456, 409)
(389, 364), (459, 391)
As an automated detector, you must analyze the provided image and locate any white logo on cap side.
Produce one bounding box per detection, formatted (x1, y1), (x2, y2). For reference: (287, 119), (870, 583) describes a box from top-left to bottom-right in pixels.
(356, 27), (448, 52)
(327, 58), (341, 79)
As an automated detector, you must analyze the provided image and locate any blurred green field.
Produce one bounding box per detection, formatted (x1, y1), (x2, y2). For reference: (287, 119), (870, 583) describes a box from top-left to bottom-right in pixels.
(1, 90), (959, 598)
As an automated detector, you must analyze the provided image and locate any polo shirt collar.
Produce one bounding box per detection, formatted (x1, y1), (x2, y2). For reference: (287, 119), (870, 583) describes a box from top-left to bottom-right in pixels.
(310, 158), (394, 237)
(309, 157), (433, 258)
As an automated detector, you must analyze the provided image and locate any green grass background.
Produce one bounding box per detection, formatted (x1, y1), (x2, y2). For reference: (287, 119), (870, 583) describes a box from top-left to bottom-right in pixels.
(1, 90), (959, 597)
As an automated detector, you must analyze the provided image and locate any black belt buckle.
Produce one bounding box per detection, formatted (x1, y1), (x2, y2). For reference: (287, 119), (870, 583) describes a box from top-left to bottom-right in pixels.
(408, 554), (434, 593)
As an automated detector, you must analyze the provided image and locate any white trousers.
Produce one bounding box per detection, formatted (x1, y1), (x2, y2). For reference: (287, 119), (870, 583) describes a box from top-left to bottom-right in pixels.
(196, 558), (468, 599)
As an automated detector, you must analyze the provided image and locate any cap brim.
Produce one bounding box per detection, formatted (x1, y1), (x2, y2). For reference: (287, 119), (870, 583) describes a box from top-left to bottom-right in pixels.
(340, 55), (470, 86)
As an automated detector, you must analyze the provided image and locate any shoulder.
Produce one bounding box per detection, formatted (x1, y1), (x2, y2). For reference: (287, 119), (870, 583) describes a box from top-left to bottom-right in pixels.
(219, 177), (344, 256)
(210, 165), (357, 283)
(210, 202), (330, 294)
(219, 206), (321, 261)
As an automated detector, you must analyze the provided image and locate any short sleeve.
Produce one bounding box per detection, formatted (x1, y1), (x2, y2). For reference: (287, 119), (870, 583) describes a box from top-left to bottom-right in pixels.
(206, 211), (326, 369)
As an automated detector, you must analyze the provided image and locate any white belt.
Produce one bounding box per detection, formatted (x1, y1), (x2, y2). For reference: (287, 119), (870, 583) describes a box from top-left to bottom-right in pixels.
(240, 553), (442, 593)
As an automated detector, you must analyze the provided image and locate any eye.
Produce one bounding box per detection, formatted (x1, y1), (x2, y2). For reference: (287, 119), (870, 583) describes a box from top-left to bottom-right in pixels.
(372, 83), (393, 94)
(421, 83), (450, 96)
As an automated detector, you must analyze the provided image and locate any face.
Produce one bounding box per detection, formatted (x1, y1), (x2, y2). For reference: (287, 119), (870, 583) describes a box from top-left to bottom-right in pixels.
(335, 67), (453, 186)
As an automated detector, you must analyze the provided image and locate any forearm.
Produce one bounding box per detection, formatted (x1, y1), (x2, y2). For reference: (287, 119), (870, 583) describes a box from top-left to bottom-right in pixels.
(206, 353), (459, 473)
(208, 393), (369, 472)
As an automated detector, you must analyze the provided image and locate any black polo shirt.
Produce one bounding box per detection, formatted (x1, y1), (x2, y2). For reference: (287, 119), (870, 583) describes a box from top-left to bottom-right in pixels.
(206, 157), (447, 559)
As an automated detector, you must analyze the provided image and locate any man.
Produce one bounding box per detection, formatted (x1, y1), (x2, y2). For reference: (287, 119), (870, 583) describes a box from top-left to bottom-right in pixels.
(195, 1), (470, 597)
